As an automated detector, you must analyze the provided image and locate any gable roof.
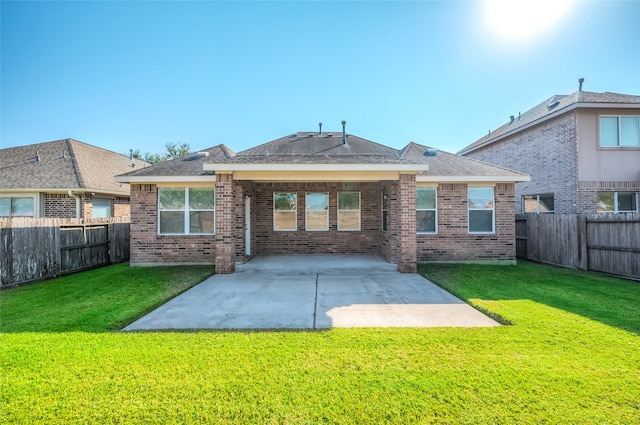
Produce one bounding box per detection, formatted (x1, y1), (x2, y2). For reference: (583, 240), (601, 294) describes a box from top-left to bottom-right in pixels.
(0, 139), (148, 195)
(116, 132), (529, 183)
(116, 145), (232, 182)
(458, 90), (640, 155)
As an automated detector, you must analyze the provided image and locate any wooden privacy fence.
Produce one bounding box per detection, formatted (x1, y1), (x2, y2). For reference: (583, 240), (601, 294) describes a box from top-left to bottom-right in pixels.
(516, 213), (640, 279)
(0, 217), (130, 288)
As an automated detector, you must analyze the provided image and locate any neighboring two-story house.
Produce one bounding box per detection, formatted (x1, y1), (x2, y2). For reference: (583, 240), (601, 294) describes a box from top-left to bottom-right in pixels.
(458, 88), (640, 214)
(1, 139), (148, 219)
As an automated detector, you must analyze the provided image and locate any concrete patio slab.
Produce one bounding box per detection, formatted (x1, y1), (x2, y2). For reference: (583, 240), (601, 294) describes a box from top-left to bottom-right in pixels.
(123, 255), (499, 330)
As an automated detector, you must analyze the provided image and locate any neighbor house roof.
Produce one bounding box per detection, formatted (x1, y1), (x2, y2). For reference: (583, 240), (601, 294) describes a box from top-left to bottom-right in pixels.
(458, 90), (640, 155)
(0, 139), (148, 195)
(116, 131), (529, 183)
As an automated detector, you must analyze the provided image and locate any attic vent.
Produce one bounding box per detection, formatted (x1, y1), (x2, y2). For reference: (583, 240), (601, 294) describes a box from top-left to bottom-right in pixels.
(195, 151), (210, 157)
(548, 101), (560, 110)
(325, 134), (333, 138)
(424, 148), (437, 157)
(289, 134), (298, 138)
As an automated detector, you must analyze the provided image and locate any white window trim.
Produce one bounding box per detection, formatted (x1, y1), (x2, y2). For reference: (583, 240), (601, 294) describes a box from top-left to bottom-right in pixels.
(0, 193), (40, 218)
(597, 191), (639, 213)
(416, 187), (438, 234)
(158, 187), (215, 235)
(273, 192), (297, 231)
(381, 190), (388, 231)
(305, 192), (329, 231)
(337, 191), (361, 231)
(599, 115), (640, 148)
(468, 186), (495, 234)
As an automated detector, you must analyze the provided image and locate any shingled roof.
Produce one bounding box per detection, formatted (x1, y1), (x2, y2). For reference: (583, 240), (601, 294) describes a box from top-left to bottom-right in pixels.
(0, 139), (148, 195)
(458, 90), (640, 155)
(116, 131), (528, 183)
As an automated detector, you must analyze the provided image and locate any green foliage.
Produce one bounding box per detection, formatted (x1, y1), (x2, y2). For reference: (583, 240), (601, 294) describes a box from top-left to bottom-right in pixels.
(274, 192), (296, 210)
(132, 142), (191, 164)
(2, 261), (639, 424)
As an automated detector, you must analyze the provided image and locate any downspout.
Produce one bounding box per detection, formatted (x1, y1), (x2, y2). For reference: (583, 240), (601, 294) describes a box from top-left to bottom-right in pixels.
(68, 190), (81, 219)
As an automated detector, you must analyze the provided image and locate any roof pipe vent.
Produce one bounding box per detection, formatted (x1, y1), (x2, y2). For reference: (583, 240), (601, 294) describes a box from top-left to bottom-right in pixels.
(579, 77), (584, 91)
(518, 111), (521, 121)
(509, 115), (515, 124)
(35, 150), (40, 162)
(318, 122), (322, 134)
(341, 120), (347, 145)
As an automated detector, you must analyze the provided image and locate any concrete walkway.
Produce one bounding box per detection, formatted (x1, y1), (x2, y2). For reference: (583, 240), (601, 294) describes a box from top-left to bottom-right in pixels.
(123, 255), (499, 330)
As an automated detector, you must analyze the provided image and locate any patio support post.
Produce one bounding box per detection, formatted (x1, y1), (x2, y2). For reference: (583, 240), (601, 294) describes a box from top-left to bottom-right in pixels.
(215, 172), (236, 274)
(397, 173), (417, 273)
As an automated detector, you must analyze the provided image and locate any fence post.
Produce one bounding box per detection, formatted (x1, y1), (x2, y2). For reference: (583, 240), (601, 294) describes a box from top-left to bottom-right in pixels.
(577, 214), (587, 270)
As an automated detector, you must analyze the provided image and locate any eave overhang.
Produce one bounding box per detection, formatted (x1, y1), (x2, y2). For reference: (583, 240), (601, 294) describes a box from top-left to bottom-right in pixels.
(114, 175), (217, 183)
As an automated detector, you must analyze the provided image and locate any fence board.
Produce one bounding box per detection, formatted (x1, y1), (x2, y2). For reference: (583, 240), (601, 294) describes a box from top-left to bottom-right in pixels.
(0, 217), (130, 287)
(516, 213), (640, 280)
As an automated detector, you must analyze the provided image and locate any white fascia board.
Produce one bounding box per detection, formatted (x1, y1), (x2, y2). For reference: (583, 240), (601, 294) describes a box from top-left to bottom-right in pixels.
(203, 163), (428, 172)
(0, 188), (130, 196)
(417, 175), (531, 183)
(114, 175), (216, 183)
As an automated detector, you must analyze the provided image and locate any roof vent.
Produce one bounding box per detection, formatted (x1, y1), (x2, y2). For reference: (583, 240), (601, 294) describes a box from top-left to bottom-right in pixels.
(579, 77), (584, 91)
(35, 150), (40, 162)
(509, 115), (515, 124)
(195, 151), (210, 157)
(548, 101), (560, 111)
(424, 148), (437, 157)
(342, 120), (347, 145)
(318, 122), (322, 134)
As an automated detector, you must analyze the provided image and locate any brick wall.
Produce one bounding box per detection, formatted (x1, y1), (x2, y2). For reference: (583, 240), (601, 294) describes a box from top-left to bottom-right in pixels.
(416, 183), (516, 263)
(251, 182), (381, 256)
(44, 194), (78, 218)
(44, 193), (131, 218)
(466, 112), (578, 213)
(215, 173), (235, 273)
(397, 174), (417, 272)
(129, 184), (216, 265)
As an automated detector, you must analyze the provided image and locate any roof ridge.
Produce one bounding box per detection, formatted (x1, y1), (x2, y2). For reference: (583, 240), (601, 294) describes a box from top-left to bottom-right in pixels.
(65, 139), (84, 188)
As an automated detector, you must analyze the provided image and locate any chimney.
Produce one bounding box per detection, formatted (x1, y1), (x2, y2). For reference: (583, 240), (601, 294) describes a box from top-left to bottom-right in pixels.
(579, 77), (584, 91)
(342, 120), (346, 144)
(318, 122), (322, 134)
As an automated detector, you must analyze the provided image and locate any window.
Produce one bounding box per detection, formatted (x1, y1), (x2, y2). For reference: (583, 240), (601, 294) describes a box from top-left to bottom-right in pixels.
(338, 191), (360, 231)
(92, 198), (113, 218)
(0, 196), (35, 217)
(523, 194), (554, 213)
(158, 187), (215, 235)
(274, 192), (297, 231)
(468, 186), (494, 233)
(600, 116), (640, 147)
(596, 191), (638, 213)
(305, 192), (328, 231)
(416, 187), (437, 233)
(381, 190), (388, 231)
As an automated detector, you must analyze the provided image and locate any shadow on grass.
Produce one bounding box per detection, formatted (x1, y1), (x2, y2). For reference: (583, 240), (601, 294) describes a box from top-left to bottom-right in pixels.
(418, 260), (640, 336)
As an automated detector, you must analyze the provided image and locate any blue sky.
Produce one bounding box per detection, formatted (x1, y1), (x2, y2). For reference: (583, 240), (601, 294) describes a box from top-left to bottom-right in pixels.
(2, 1), (639, 156)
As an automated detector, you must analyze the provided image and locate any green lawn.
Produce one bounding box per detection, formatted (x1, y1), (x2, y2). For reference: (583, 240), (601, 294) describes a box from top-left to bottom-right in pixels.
(1, 261), (639, 424)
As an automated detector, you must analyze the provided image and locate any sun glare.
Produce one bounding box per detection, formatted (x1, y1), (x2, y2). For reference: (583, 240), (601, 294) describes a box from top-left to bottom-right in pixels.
(485, 0), (574, 41)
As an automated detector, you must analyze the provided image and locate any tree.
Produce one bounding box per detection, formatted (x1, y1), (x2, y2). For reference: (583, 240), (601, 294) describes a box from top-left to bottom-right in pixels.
(131, 142), (191, 164)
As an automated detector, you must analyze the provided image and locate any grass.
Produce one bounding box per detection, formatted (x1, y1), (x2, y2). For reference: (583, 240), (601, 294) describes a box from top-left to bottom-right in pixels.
(0, 263), (216, 332)
(1, 261), (639, 424)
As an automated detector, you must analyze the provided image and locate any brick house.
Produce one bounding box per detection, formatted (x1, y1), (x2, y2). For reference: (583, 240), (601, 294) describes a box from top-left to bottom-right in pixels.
(458, 88), (640, 214)
(116, 126), (529, 273)
(1, 139), (147, 219)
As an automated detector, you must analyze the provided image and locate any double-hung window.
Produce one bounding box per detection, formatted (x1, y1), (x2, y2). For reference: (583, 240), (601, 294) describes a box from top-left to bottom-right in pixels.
(0, 196), (36, 217)
(274, 192), (297, 231)
(92, 198), (113, 218)
(305, 192), (329, 231)
(338, 191), (360, 231)
(523, 194), (554, 213)
(158, 187), (215, 235)
(596, 191), (638, 213)
(468, 186), (494, 233)
(600, 116), (640, 147)
(416, 187), (437, 233)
